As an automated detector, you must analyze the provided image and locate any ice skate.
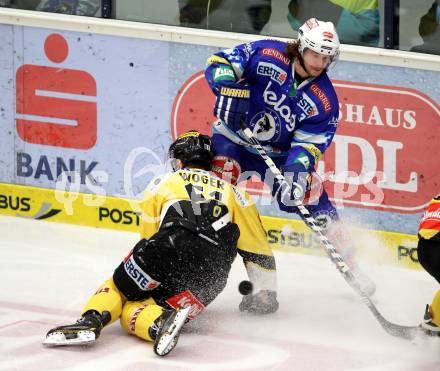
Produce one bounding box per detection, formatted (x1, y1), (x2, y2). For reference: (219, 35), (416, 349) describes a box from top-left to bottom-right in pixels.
(420, 305), (440, 337)
(153, 306), (191, 356)
(43, 311), (109, 346)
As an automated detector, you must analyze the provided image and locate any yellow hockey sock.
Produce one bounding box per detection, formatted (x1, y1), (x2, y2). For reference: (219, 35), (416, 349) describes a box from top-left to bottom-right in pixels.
(120, 298), (164, 342)
(430, 290), (440, 327)
(81, 278), (125, 325)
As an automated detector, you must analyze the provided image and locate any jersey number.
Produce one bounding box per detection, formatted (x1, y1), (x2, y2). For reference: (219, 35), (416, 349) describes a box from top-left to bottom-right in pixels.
(184, 184), (223, 202)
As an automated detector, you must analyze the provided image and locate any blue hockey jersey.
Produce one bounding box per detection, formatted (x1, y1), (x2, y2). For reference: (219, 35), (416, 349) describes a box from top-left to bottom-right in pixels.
(205, 39), (340, 172)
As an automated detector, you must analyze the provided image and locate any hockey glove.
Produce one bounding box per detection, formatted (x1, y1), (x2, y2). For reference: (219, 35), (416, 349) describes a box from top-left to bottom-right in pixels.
(239, 290), (279, 314)
(213, 83), (250, 131)
(275, 150), (313, 213)
(276, 166), (310, 213)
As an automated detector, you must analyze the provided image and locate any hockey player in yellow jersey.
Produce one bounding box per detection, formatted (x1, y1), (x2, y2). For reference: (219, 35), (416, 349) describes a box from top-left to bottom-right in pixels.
(418, 194), (440, 336)
(43, 130), (278, 356)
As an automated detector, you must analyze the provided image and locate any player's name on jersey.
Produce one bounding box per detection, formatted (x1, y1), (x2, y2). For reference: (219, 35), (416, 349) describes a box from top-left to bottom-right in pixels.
(178, 171), (225, 189)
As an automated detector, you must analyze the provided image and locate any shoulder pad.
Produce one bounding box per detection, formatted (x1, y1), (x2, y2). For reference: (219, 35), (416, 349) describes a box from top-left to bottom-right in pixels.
(146, 172), (173, 193)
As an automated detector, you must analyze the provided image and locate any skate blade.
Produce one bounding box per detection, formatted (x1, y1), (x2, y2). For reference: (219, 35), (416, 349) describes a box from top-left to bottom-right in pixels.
(154, 306), (191, 356)
(43, 330), (96, 346)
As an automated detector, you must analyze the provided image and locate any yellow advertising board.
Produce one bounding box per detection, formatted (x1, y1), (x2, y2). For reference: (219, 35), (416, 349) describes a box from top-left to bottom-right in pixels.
(0, 182), (420, 270)
(0, 182), (141, 232)
(261, 216), (420, 270)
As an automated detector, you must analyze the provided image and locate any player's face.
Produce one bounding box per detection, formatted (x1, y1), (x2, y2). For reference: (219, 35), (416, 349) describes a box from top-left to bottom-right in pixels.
(302, 49), (331, 77)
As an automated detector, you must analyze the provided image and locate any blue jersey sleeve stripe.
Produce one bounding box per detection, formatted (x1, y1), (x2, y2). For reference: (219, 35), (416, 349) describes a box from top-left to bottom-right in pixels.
(292, 130), (328, 144)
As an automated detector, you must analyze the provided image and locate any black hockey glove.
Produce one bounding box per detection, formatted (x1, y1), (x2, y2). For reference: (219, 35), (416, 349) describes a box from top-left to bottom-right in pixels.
(213, 83), (250, 131)
(239, 290), (279, 314)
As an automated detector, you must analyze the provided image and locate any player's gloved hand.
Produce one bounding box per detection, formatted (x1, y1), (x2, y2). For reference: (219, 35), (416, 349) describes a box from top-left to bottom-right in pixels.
(239, 290), (279, 314)
(213, 83), (250, 131)
(274, 162), (310, 213)
(274, 147), (314, 213)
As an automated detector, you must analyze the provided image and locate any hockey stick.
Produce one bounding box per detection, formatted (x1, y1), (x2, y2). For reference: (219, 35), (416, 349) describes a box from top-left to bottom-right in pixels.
(239, 124), (419, 340)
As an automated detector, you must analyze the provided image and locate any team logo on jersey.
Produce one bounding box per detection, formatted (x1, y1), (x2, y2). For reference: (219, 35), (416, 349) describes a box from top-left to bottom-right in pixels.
(297, 93), (318, 121)
(263, 81), (296, 131)
(250, 108), (282, 142)
(257, 62), (287, 85)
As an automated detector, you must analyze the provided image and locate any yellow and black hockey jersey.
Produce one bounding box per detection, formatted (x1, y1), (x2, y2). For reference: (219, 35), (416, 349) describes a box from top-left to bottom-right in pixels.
(139, 167), (277, 292)
(419, 195), (440, 241)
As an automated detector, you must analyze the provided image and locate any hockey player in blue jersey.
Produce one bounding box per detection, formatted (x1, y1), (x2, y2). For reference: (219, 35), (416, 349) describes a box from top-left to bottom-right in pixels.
(205, 17), (375, 295)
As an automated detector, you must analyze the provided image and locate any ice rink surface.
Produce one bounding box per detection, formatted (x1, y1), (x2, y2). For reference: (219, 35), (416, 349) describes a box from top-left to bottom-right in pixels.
(1, 215), (440, 371)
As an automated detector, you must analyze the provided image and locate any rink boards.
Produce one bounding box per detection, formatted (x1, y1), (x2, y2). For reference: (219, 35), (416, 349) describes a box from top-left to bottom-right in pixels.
(0, 13), (438, 237)
(0, 182), (420, 270)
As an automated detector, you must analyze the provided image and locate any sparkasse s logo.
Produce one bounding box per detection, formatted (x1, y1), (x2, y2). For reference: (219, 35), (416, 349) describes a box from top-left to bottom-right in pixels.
(171, 72), (440, 213)
(15, 33), (97, 150)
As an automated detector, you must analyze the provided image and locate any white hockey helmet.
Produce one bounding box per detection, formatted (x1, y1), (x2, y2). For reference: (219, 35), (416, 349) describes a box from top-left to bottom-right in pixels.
(298, 18), (340, 60)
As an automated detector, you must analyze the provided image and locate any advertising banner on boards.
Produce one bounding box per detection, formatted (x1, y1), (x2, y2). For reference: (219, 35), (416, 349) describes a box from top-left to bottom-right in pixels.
(171, 72), (440, 214)
(0, 24), (439, 234)
(0, 25), (171, 200)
